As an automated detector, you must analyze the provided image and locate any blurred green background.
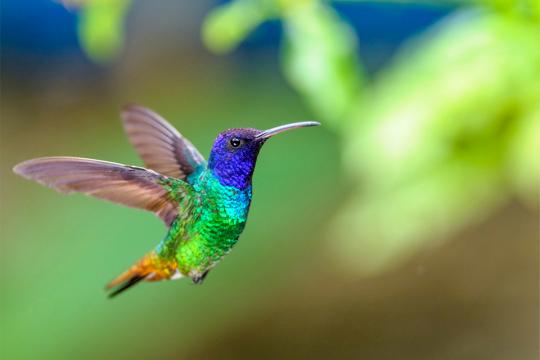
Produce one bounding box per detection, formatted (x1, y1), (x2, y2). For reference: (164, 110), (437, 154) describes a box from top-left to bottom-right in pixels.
(1, 1), (538, 359)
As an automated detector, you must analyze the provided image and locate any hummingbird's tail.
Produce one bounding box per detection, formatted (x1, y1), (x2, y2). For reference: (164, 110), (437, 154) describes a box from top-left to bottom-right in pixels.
(105, 252), (179, 298)
(107, 274), (146, 298)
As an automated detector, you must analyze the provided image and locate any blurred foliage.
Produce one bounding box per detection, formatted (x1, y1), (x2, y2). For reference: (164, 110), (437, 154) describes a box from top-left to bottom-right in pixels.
(280, 1), (363, 125)
(202, 0), (277, 53)
(335, 10), (540, 272)
(68, 0), (539, 274)
(75, 0), (131, 63)
(203, 0), (364, 125)
(203, 0), (540, 274)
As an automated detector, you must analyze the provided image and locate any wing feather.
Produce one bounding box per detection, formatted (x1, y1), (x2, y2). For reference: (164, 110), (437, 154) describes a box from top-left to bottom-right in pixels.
(121, 105), (205, 180)
(13, 157), (187, 226)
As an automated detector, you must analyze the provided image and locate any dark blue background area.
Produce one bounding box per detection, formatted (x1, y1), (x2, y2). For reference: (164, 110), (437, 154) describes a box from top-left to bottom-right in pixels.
(241, 2), (453, 72)
(1, 0), (454, 73)
(1, 0), (79, 53)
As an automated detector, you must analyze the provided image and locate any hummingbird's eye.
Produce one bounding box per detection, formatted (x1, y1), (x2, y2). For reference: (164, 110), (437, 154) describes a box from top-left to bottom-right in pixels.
(229, 137), (241, 148)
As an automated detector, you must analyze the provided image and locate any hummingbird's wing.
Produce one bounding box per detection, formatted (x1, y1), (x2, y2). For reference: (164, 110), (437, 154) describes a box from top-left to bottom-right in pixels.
(121, 104), (206, 181)
(13, 157), (189, 226)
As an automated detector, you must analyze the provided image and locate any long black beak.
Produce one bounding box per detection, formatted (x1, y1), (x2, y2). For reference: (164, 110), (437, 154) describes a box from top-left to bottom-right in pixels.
(255, 121), (320, 140)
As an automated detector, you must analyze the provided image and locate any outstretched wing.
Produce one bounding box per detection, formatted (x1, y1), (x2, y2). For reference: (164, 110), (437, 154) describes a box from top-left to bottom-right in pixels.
(121, 104), (206, 181)
(13, 157), (189, 226)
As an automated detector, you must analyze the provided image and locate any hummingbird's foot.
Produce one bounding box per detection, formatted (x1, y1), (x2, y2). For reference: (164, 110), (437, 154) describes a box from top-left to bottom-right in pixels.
(191, 270), (210, 285)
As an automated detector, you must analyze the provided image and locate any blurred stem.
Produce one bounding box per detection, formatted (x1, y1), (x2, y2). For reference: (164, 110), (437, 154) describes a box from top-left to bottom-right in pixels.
(280, 0), (364, 126)
(203, 0), (365, 126)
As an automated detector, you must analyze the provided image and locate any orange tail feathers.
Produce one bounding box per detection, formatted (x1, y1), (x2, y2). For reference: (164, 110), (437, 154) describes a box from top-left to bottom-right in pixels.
(105, 252), (178, 298)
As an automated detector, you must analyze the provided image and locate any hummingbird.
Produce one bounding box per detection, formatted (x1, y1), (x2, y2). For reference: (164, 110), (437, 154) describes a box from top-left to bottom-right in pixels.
(13, 105), (319, 297)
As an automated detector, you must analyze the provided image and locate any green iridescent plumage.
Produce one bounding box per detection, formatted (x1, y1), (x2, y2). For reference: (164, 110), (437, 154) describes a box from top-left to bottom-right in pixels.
(13, 104), (319, 296)
(157, 171), (251, 279)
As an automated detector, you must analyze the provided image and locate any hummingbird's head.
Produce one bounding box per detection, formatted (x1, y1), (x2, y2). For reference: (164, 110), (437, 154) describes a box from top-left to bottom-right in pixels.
(208, 121), (320, 189)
